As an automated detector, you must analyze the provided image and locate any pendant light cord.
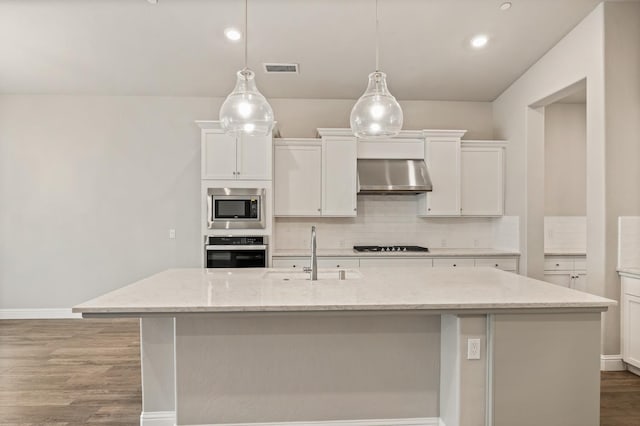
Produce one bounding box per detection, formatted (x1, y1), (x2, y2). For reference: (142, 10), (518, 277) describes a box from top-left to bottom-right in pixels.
(244, 0), (248, 71)
(375, 0), (379, 72)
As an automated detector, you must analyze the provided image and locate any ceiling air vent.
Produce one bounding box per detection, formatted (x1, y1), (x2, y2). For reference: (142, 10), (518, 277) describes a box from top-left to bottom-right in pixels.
(264, 63), (299, 74)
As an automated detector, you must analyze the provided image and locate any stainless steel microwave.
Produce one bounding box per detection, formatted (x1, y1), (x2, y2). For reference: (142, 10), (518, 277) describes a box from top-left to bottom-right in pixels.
(207, 188), (265, 229)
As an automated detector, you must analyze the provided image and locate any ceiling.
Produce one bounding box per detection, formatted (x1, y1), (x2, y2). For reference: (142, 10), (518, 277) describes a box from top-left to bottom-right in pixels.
(0, 0), (609, 101)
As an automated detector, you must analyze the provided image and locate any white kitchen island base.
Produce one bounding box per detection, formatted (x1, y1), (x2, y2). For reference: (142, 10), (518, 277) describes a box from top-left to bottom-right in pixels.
(73, 268), (612, 426)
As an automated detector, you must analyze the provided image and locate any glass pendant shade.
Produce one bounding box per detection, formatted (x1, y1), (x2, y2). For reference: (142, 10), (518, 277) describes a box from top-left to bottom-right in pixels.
(219, 69), (274, 136)
(350, 71), (403, 138)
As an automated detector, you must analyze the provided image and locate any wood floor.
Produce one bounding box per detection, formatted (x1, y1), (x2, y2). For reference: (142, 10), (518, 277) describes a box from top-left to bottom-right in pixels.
(0, 319), (141, 425)
(1, 319), (640, 425)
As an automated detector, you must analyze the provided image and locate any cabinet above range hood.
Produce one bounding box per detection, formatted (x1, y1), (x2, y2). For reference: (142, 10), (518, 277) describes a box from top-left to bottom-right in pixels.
(357, 159), (432, 195)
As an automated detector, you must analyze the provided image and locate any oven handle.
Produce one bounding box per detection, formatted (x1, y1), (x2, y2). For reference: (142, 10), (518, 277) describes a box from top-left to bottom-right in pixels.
(205, 245), (267, 251)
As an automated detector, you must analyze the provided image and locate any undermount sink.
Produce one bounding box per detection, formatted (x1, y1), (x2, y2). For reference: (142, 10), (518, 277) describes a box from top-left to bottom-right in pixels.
(263, 269), (363, 281)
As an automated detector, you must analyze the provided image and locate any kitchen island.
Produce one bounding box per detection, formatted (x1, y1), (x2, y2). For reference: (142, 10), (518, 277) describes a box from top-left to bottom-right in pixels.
(73, 267), (614, 426)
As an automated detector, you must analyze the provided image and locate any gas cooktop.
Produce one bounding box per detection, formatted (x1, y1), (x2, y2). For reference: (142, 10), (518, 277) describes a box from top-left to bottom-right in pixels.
(353, 245), (430, 253)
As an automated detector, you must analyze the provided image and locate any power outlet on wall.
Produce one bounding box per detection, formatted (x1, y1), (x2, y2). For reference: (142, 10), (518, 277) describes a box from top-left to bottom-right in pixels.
(169, 229), (176, 239)
(467, 338), (481, 360)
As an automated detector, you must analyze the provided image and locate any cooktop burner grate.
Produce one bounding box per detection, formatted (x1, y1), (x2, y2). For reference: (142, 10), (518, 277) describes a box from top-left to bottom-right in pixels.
(353, 245), (429, 253)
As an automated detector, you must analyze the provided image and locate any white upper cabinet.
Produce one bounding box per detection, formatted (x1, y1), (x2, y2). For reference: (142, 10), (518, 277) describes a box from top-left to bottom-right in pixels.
(236, 133), (272, 180)
(274, 136), (358, 217)
(419, 131), (465, 216)
(322, 138), (357, 216)
(274, 140), (322, 216)
(202, 131), (237, 180)
(419, 134), (506, 218)
(198, 122), (273, 180)
(460, 146), (505, 216)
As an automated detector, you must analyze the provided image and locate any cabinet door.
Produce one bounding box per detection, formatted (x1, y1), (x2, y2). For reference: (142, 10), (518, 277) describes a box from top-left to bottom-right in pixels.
(359, 258), (434, 267)
(202, 132), (237, 180)
(460, 147), (504, 216)
(423, 138), (460, 216)
(572, 273), (587, 292)
(237, 133), (272, 180)
(274, 144), (322, 216)
(317, 258), (360, 269)
(623, 293), (640, 368)
(543, 272), (572, 288)
(322, 138), (357, 216)
(433, 258), (475, 268)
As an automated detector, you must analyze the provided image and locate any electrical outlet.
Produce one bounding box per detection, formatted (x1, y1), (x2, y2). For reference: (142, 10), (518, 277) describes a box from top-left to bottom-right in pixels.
(467, 338), (481, 360)
(441, 239), (447, 248)
(169, 229), (176, 239)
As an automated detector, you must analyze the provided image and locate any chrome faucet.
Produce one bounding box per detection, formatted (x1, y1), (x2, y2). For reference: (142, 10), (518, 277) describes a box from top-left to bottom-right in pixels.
(303, 226), (318, 281)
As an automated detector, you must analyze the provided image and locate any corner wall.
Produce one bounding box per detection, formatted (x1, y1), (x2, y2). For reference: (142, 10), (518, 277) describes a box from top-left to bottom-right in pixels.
(493, 2), (640, 356)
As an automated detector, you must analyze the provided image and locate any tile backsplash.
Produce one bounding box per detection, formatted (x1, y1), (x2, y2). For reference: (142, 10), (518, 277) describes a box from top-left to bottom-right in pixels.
(274, 195), (519, 251)
(544, 216), (586, 253)
(618, 217), (640, 269)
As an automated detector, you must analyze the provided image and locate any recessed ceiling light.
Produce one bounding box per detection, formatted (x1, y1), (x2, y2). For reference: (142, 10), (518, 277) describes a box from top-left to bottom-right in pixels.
(147, 0), (158, 4)
(500, 2), (512, 11)
(224, 27), (242, 42)
(470, 34), (489, 49)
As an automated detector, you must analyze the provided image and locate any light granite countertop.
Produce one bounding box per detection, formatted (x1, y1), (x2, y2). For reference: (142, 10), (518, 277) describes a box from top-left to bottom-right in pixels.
(73, 267), (614, 315)
(618, 267), (640, 278)
(272, 248), (520, 258)
(544, 250), (587, 256)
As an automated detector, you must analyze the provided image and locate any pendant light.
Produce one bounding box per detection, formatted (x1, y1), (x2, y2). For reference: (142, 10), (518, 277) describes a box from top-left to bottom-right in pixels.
(219, 0), (274, 136)
(350, 0), (403, 138)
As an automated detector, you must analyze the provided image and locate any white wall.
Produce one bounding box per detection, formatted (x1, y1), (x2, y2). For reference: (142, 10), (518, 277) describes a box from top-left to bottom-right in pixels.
(544, 103), (586, 216)
(493, 2), (640, 356)
(0, 95), (493, 310)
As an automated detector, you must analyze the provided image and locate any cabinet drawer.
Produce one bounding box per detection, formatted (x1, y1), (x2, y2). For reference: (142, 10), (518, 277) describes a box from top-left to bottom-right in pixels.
(433, 258), (475, 268)
(573, 257), (587, 271)
(271, 258), (308, 269)
(359, 258), (433, 268)
(317, 258), (359, 269)
(475, 257), (517, 271)
(544, 258), (574, 271)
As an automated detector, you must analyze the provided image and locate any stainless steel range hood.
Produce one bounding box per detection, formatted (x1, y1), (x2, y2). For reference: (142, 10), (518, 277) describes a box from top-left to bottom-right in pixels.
(357, 159), (433, 194)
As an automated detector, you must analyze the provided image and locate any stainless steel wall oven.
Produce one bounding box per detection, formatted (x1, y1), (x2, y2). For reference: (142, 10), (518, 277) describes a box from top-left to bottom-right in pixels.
(204, 236), (268, 268)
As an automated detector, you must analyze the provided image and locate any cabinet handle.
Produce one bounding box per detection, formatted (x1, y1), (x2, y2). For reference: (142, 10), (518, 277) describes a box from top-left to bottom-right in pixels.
(237, 171), (240, 175)
(428, 208), (431, 211)
(453, 264), (457, 267)
(495, 264), (499, 267)
(336, 265), (340, 268)
(292, 265), (296, 268)
(556, 263), (560, 267)
(353, 208), (357, 211)
(317, 208), (321, 212)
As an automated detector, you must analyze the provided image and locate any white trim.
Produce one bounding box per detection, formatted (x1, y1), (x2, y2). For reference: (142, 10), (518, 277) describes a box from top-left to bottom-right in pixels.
(190, 418), (441, 426)
(628, 364), (640, 377)
(0, 308), (81, 320)
(140, 410), (176, 426)
(600, 354), (626, 371)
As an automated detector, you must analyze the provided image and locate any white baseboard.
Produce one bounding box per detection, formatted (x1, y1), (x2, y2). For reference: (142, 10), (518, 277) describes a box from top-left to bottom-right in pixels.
(601, 354), (626, 371)
(189, 418), (442, 426)
(141, 411), (176, 426)
(0, 308), (81, 320)
(628, 364), (640, 377)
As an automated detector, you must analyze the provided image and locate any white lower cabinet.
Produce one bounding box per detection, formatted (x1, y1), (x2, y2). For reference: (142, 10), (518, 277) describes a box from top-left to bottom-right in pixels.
(272, 255), (519, 272)
(433, 258), (475, 268)
(621, 275), (640, 369)
(359, 258), (434, 268)
(475, 257), (518, 272)
(543, 255), (587, 291)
